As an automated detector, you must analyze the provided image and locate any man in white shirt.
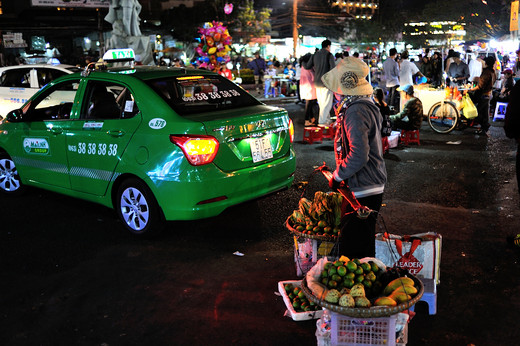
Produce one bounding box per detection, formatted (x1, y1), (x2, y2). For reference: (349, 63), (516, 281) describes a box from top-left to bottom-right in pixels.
(399, 50), (426, 86)
(467, 51), (483, 85)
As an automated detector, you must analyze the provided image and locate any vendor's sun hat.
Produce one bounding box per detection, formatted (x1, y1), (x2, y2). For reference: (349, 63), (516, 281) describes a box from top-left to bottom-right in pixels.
(398, 84), (414, 95)
(321, 56), (373, 96)
(502, 69), (513, 74)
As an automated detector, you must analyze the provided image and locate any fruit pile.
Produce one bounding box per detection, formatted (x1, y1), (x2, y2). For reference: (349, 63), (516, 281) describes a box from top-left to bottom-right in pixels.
(320, 257), (382, 299)
(316, 257), (420, 308)
(288, 191), (344, 237)
(283, 283), (320, 313)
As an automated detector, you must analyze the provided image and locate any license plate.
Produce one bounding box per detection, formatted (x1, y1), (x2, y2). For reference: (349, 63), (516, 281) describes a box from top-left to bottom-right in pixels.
(250, 136), (273, 163)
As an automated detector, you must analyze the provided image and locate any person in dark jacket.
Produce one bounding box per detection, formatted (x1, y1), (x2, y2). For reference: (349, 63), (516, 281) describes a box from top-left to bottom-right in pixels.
(466, 56), (496, 135)
(247, 52), (267, 93)
(504, 82), (520, 195)
(389, 84), (423, 131)
(322, 56), (387, 258)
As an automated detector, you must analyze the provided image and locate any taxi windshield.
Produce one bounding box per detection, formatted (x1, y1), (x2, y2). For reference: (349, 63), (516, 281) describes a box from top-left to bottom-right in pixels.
(146, 75), (261, 115)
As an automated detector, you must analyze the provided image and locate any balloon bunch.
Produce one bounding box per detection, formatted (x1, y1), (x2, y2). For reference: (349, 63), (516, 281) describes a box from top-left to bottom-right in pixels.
(196, 21), (232, 71)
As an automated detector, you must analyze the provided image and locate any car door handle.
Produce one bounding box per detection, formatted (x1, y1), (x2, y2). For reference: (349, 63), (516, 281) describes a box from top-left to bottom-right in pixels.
(107, 129), (126, 137)
(48, 127), (63, 135)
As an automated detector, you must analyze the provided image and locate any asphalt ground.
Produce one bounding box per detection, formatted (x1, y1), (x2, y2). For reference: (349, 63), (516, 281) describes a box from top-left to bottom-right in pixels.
(1, 94), (520, 346)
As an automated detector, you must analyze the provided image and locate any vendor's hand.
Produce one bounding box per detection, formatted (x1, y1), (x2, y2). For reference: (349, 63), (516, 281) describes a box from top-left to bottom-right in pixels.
(329, 177), (341, 191)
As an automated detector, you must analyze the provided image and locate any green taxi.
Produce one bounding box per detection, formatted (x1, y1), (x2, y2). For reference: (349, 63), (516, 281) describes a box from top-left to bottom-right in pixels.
(0, 49), (295, 236)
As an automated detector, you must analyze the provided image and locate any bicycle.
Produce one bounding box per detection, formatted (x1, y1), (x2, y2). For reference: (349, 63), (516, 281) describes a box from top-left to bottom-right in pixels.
(427, 88), (478, 134)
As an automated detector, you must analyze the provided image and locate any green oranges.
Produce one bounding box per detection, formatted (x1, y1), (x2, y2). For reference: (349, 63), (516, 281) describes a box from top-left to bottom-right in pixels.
(337, 266), (347, 276)
(346, 261), (357, 272)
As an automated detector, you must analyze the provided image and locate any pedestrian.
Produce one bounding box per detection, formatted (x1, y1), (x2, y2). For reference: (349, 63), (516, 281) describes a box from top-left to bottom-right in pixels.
(399, 50), (425, 87)
(514, 49), (520, 76)
(321, 56), (387, 258)
(504, 81), (520, 195)
(218, 63), (233, 80)
(494, 69), (515, 102)
(247, 52), (267, 94)
(446, 52), (470, 86)
(382, 48), (400, 110)
(303, 39), (335, 125)
(466, 56), (497, 135)
(430, 52), (443, 87)
(419, 55), (433, 81)
(468, 51), (483, 86)
(299, 53), (318, 126)
(373, 87), (392, 136)
(389, 84), (423, 131)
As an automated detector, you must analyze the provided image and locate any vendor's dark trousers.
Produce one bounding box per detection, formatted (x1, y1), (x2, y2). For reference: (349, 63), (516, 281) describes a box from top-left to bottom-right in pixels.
(392, 119), (417, 131)
(339, 193), (383, 259)
(386, 86), (400, 110)
(476, 95), (491, 132)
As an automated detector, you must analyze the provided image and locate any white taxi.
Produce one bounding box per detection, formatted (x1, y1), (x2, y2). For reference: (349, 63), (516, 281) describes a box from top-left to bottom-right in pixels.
(0, 64), (82, 117)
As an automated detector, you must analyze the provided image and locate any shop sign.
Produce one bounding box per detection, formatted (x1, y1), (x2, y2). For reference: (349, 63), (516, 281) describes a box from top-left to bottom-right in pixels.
(31, 0), (110, 8)
(511, 1), (519, 32)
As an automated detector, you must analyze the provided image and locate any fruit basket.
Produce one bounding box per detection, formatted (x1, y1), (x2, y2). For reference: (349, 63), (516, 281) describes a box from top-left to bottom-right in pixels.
(286, 217), (339, 241)
(301, 275), (424, 318)
(278, 280), (324, 321)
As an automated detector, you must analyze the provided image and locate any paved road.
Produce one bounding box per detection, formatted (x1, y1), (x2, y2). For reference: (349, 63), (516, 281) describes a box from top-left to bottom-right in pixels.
(1, 99), (519, 345)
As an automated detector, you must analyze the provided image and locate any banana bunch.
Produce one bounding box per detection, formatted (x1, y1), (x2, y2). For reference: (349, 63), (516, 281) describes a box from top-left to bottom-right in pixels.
(374, 277), (418, 307)
(289, 192), (344, 237)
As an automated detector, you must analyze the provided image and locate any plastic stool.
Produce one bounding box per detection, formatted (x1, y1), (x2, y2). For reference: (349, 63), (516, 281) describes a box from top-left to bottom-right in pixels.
(400, 129), (420, 145)
(409, 278), (437, 315)
(303, 126), (323, 144)
(382, 136), (389, 154)
(318, 124), (334, 139)
(493, 102), (507, 121)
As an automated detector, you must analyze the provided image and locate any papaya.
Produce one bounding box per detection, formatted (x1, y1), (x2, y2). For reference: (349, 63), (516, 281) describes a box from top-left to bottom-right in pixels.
(388, 292), (412, 304)
(391, 284), (418, 296)
(374, 296), (397, 307)
(383, 277), (415, 295)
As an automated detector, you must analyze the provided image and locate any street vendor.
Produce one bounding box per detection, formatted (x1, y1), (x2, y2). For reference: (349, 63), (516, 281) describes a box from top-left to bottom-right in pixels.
(321, 57), (387, 258)
(389, 84), (423, 131)
(446, 52), (470, 87)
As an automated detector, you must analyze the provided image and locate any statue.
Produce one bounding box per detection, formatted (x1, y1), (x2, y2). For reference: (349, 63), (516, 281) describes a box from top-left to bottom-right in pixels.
(105, 0), (152, 65)
(105, 0), (142, 37)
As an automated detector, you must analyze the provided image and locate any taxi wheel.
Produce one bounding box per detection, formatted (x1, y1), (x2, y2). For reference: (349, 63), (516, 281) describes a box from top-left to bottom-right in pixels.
(116, 179), (164, 236)
(0, 154), (24, 195)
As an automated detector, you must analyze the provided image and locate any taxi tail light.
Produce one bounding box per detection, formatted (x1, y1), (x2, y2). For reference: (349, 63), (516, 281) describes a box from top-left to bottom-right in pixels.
(288, 118), (294, 143)
(170, 135), (219, 166)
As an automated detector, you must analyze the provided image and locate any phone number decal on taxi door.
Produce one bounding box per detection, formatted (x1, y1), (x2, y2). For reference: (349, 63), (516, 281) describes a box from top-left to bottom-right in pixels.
(68, 142), (118, 156)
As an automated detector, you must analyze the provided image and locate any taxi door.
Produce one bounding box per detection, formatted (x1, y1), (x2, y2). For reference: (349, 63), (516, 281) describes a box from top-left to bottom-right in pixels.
(65, 81), (141, 196)
(8, 78), (81, 189)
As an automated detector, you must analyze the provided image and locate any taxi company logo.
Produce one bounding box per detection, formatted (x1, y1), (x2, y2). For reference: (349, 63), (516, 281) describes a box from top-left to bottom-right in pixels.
(149, 118), (167, 129)
(23, 138), (50, 155)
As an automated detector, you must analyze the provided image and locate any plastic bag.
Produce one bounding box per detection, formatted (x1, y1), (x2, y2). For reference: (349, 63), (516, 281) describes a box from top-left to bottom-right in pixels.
(461, 93), (478, 119)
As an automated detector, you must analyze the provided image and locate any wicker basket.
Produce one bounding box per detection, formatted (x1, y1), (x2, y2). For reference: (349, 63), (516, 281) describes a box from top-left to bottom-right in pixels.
(285, 217), (340, 241)
(301, 275), (424, 318)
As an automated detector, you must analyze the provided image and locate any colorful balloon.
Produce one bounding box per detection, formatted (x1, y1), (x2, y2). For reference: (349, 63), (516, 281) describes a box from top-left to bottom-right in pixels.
(224, 3), (233, 15)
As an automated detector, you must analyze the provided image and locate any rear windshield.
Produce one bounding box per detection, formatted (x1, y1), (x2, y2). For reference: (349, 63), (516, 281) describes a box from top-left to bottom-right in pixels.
(146, 74), (261, 115)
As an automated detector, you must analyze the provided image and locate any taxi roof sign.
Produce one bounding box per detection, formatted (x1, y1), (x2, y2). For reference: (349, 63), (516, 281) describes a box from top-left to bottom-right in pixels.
(102, 48), (135, 62)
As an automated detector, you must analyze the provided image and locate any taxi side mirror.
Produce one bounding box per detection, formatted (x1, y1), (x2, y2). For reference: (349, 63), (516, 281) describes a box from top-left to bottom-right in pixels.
(6, 109), (23, 122)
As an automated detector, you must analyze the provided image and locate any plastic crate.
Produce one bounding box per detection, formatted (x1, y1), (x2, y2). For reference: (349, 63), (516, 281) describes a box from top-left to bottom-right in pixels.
(330, 312), (397, 346)
(294, 236), (338, 276)
(278, 280), (323, 321)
